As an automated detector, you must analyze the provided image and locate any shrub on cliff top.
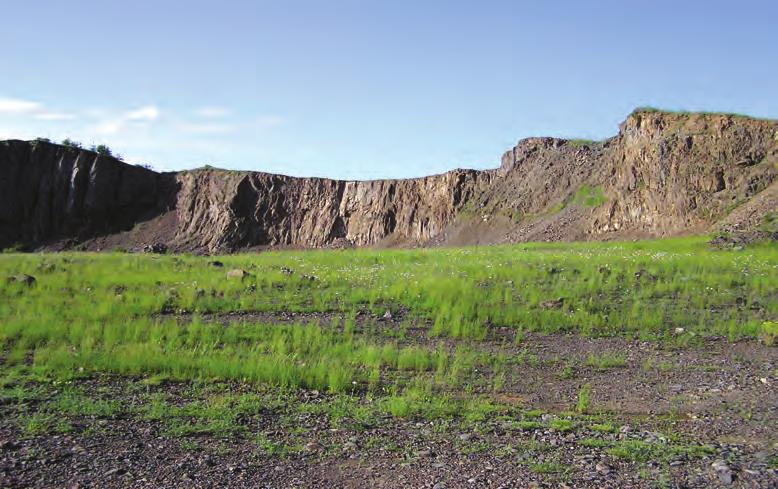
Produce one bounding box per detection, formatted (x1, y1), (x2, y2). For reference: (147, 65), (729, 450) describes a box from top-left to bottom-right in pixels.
(90, 144), (113, 157)
(61, 138), (82, 149)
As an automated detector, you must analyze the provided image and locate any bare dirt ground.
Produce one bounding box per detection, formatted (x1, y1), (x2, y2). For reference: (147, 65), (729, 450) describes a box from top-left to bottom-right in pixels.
(1, 316), (776, 488)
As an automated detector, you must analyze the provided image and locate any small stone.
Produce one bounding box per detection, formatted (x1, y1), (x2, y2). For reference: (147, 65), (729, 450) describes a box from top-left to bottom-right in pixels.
(712, 460), (733, 484)
(226, 269), (251, 280)
(7, 274), (36, 287)
(382, 309), (393, 320)
(0, 440), (21, 450)
(143, 243), (167, 254)
(539, 297), (564, 309)
(595, 462), (612, 475)
(343, 441), (357, 451)
(459, 433), (473, 442)
(753, 451), (769, 462)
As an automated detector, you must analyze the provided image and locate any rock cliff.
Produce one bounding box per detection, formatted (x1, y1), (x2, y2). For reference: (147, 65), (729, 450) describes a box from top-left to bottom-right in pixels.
(1, 109), (776, 252)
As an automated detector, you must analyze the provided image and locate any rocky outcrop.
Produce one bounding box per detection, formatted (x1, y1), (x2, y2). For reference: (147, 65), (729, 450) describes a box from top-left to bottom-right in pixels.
(0, 109), (776, 252)
(0, 140), (176, 250)
(592, 110), (778, 236)
(172, 167), (486, 251)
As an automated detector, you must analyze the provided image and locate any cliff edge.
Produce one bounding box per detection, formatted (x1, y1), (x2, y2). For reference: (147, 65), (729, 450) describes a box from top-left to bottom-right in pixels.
(1, 109), (776, 252)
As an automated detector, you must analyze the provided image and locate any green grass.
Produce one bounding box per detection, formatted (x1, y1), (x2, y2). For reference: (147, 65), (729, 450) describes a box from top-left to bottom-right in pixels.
(0, 236), (775, 426)
(759, 212), (778, 233)
(566, 138), (600, 147)
(590, 422), (617, 433)
(568, 184), (607, 208)
(549, 419), (575, 432)
(631, 107), (767, 120)
(576, 383), (591, 413)
(607, 439), (715, 464)
(585, 353), (627, 371)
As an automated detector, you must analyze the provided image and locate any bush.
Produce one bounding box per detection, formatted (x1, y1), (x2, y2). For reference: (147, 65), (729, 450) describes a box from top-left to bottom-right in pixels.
(61, 138), (82, 149)
(90, 144), (113, 157)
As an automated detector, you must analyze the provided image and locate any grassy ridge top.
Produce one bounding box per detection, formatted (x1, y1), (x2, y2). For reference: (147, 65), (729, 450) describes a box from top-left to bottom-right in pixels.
(630, 106), (777, 121)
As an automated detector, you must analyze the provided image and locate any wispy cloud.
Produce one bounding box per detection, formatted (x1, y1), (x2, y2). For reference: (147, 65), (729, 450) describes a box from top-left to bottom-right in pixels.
(34, 112), (77, 121)
(0, 97), (43, 114)
(126, 105), (160, 121)
(90, 105), (161, 136)
(0, 97), (289, 171)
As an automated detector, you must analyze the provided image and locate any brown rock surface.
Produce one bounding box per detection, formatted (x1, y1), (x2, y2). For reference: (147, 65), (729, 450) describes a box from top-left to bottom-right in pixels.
(1, 109), (776, 252)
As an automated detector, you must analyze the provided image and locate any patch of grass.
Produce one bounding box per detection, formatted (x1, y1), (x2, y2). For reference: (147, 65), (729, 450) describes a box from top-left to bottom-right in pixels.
(17, 411), (73, 437)
(576, 383), (591, 414)
(632, 107), (765, 120)
(254, 433), (302, 458)
(549, 419), (575, 432)
(523, 409), (544, 419)
(585, 353), (627, 371)
(758, 212), (778, 233)
(516, 420), (543, 431)
(759, 321), (777, 347)
(579, 437), (610, 448)
(567, 138), (600, 147)
(607, 439), (715, 464)
(558, 363), (575, 379)
(568, 185), (607, 208)
(590, 422), (617, 433)
(50, 388), (124, 418)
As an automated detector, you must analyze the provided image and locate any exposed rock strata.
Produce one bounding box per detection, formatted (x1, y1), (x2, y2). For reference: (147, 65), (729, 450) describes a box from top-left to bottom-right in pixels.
(1, 109), (776, 252)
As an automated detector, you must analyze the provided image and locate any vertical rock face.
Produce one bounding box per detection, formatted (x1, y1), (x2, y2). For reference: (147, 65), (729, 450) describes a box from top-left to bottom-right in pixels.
(171, 167), (487, 251)
(591, 111), (778, 236)
(0, 140), (176, 250)
(0, 109), (776, 252)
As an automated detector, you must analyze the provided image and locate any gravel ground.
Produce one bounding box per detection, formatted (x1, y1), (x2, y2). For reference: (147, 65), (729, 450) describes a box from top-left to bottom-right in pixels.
(1, 331), (776, 488)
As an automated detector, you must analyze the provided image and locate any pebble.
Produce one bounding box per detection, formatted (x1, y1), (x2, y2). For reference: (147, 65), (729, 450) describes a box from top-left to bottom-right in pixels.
(711, 460), (734, 484)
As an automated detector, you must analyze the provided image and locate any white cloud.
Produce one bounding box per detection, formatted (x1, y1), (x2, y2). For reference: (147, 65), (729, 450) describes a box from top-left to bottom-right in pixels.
(34, 112), (77, 121)
(0, 97), (43, 114)
(195, 106), (230, 118)
(126, 105), (160, 121)
(88, 105), (160, 136)
(92, 119), (124, 136)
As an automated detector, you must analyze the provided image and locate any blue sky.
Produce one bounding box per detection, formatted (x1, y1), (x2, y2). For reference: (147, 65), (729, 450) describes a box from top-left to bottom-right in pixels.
(2, 1), (776, 178)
